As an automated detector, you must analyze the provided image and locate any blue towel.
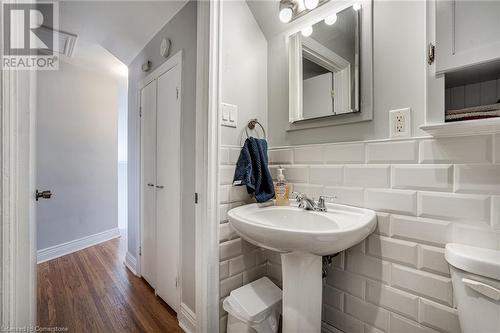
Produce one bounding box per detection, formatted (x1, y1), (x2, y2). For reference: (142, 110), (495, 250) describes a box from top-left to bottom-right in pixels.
(233, 137), (275, 203)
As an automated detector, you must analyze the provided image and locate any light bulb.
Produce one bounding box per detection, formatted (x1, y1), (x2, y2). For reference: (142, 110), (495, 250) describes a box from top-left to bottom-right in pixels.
(324, 13), (337, 25)
(301, 26), (313, 37)
(279, 7), (293, 23)
(353, 3), (361, 11)
(304, 0), (319, 10)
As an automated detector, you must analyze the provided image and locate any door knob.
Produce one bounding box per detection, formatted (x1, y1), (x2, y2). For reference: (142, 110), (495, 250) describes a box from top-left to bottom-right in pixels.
(156, 185), (164, 189)
(147, 183), (155, 187)
(36, 190), (52, 201)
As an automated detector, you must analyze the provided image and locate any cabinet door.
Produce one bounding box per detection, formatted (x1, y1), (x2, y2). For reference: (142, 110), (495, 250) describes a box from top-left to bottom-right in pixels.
(155, 64), (181, 312)
(140, 80), (157, 288)
(436, 0), (500, 74)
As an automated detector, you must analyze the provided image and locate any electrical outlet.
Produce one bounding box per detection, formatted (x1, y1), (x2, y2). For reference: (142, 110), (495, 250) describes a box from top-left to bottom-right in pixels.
(389, 108), (411, 138)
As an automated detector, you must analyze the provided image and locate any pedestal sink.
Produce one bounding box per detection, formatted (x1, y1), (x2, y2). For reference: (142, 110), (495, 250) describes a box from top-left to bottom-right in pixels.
(227, 201), (377, 333)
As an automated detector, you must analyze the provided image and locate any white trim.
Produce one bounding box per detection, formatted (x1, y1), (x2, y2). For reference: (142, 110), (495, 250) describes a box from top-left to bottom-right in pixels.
(267, 134), (433, 150)
(36, 228), (120, 264)
(1, 2), (37, 324)
(138, 51), (183, 91)
(195, 1), (220, 332)
(125, 251), (138, 276)
(420, 117), (500, 137)
(178, 302), (197, 333)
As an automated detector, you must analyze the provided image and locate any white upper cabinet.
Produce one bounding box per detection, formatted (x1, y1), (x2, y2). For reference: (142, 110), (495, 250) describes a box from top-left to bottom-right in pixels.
(435, 0), (500, 74)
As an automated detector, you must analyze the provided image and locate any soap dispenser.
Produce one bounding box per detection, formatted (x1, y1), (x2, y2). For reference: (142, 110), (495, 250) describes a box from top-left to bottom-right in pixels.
(275, 166), (289, 206)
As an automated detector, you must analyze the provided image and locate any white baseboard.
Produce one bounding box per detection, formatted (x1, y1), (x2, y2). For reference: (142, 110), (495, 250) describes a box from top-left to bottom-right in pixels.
(125, 251), (138, 276)
(178, 302), (196, 333)
(37, 228), (120, 263)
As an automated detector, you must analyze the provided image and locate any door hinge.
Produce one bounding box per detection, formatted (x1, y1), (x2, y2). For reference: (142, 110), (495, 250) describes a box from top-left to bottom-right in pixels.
(175, 277), (179, 288)
(139, 106), (142, 117)
(139, 246), (142, 256)
(176, 87), (179, 100)
(427, 42), (435, 65)
(195, 192), (199, 204)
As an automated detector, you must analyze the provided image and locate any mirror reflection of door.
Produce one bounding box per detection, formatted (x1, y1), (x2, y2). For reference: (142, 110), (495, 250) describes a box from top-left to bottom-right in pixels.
(303, 59), (334, 119)
(298, 5), (359, 121)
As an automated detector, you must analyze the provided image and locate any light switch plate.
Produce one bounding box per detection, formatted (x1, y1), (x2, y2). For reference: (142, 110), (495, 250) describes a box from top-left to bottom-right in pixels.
(389, 107), (411, 138)
(221, 103), (237, 128)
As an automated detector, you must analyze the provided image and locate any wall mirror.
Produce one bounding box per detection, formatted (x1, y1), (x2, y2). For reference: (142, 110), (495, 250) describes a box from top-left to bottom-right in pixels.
(288, 2), (373, 128)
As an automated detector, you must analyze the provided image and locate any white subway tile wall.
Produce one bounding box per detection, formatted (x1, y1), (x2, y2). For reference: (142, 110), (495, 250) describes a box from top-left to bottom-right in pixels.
(220, 134), (500, 333)
(366, 141), (418, 164)
(218, 148), (266, 332)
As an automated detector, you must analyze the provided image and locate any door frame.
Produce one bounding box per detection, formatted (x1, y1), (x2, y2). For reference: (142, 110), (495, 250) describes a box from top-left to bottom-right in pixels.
(137, 51), (183, 307)
(0, 17), (38, 328)
(194, 0), (221, 332)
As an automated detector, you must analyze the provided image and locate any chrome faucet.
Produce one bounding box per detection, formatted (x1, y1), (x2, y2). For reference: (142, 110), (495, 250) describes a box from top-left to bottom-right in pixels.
(292, 192), (337, 212)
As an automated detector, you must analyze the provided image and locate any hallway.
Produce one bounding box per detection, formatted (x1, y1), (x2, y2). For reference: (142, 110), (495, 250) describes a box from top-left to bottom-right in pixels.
(37, 237), (182, 332)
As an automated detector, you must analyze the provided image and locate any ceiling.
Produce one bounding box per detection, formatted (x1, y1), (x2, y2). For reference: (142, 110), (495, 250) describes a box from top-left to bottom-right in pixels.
(56, 0), (188, 68)
(246, 0), (286, 39)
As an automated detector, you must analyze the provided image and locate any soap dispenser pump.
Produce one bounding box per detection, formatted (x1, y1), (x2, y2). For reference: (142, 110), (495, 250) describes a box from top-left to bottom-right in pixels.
(275, 166), (289, 206)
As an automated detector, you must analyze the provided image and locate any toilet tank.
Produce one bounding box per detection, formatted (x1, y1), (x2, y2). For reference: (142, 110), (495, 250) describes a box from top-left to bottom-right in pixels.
(445, 244), (500, 333)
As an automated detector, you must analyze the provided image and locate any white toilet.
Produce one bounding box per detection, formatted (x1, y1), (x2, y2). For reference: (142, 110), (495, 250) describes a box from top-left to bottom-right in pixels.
(445, 243), (500, 333)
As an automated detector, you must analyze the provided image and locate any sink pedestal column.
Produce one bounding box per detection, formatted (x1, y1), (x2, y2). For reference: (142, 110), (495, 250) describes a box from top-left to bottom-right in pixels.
(281, 252), (322, 333)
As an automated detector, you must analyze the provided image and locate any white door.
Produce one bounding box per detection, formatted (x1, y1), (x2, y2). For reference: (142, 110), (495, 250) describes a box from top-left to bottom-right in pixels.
(155, 65), (181, 311)
(140, 81), (158, 288)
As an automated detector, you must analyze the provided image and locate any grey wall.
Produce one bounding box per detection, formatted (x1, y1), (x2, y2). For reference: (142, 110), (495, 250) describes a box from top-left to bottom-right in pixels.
(127, 0), (197, 310)
(36, 60), (119, 250)
(221, 1), (268, 146)
(219, 1), (270, 328)
(267, 1), (426, 146)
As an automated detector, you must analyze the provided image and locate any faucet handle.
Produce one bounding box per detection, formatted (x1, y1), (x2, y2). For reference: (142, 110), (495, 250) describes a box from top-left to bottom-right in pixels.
(318, 195), (337, 209)
(291, 191), (304, 200)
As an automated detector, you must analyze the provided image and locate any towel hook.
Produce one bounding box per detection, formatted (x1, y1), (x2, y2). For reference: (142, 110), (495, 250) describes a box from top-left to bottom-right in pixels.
(245, 119), (267, 139)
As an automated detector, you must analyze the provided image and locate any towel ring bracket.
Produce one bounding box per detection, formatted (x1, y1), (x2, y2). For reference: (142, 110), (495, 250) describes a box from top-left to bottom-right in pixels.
(245, 119), (267, 139)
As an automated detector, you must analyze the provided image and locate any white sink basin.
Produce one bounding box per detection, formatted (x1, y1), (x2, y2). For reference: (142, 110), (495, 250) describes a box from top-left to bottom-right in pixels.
(227, 201), (377, 333)
(228, 201), (377, 255)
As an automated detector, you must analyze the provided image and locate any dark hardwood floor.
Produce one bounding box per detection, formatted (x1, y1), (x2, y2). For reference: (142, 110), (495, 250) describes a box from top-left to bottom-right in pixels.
(37, 235), (183, 333)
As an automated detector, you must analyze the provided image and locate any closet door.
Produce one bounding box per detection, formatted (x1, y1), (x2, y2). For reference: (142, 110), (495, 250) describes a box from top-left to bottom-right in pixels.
(140, 80), (157, 288)
(155, 65), (181, 311)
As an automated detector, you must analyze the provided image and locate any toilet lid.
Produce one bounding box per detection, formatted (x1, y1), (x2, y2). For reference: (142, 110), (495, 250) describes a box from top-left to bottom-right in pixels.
(445, 243), (500, 280)
(224, 277), (282, 324)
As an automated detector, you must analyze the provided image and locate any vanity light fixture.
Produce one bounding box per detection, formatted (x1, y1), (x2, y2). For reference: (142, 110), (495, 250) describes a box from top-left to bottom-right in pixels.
(301, 26), (313, 37)
(304, 0), (319, 10)
(279, 0), (296, 23)
(353, 3), (361, 11)
(324, 13), (337, 25)
(279, 6), (293, 23)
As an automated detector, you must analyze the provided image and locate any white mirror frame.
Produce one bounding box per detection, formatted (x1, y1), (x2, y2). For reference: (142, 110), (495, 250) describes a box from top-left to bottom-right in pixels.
(286, 0), (373, 131)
